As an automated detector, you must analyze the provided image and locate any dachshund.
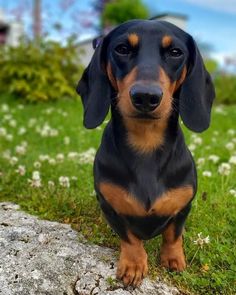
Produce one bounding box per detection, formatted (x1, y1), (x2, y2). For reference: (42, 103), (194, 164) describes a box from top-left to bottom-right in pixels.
(77, 19), (215, 287)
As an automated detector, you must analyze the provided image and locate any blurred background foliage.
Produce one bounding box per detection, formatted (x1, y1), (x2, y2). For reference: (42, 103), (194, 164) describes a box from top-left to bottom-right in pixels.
(0, 0), (235, 104)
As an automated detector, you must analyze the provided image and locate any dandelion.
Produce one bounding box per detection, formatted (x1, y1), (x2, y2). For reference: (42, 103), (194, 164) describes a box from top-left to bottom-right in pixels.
(202, 171), (212, 177)
(28, 171), (41, 187)
(229, 156), (236, 165)
(218, 163), (231, 176)
(63, 136), (70, 145)
(208, 155), (220, 164)
(225, 142), (234, 151)
(34, 161), (41, 169)
(15, 165), (26, 176)
(229, 189), (236, 197)
(59, 176), (70, 188)
(193, 232), (210, 248)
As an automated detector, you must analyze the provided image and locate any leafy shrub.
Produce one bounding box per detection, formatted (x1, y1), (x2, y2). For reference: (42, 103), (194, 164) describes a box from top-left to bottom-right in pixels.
(214, 73), (236, 104)
(0, 37), (84, 102)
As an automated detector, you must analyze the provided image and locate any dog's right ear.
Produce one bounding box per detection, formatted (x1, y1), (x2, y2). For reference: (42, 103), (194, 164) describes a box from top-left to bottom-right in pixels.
(76, 38), (112, 129)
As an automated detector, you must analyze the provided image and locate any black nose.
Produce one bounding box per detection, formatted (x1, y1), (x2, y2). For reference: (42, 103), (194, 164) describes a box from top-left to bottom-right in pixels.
(129, 84), (163, 113)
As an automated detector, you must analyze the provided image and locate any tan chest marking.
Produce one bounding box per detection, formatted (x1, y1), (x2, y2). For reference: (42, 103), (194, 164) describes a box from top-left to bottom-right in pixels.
(99, 183), (193, 217)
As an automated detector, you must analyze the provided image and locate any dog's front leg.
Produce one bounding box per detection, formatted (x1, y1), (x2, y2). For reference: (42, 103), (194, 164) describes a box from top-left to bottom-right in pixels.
(116, 231), (148, 287)
(160, 222), (186, 272)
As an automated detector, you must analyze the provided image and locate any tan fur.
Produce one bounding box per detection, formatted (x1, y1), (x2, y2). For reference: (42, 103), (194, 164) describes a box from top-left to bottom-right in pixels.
(107, 62), (118, 90)
(99, 182), (193, 217)
(162, 35), (172, 48)
(175, 66), (187, 91)
(160, 223), (186, 271)
(128, 33), (139, 47)
(117, 231), (148, 286)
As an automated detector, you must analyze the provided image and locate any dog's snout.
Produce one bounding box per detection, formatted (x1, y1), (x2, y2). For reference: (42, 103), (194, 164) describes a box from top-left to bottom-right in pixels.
(130, 84), (163, 113)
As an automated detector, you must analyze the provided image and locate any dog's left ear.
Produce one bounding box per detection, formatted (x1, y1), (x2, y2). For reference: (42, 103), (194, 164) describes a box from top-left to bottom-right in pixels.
(178, 37), (215, 132)
(76, 37), (112, 129)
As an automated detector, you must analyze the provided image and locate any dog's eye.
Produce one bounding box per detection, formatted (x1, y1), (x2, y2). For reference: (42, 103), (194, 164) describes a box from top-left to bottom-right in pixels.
(169, 48), (183, 57)
(115, 44), (131, 55)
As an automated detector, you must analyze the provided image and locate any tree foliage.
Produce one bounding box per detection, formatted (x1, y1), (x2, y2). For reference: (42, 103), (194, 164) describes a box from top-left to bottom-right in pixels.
(101, 0), (149, 28)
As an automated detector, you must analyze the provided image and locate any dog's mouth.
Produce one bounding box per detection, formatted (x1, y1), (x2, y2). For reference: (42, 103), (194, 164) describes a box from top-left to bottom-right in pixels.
(128, 113), (161, 120)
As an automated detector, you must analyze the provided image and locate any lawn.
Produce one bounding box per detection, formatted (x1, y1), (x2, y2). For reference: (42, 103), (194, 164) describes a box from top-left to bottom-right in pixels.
(0, 95), (235, 295)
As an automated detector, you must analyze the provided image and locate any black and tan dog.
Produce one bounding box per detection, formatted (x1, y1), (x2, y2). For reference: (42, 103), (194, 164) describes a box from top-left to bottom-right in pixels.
(77, 20), (215, 287)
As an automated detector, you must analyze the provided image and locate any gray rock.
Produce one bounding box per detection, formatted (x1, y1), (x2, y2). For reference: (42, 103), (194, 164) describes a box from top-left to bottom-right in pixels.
(0, 202), (181, 295)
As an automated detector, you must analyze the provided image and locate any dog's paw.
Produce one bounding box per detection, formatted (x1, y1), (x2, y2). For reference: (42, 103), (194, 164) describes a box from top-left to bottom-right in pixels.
(160, 244), (186, 272)
(116, 255), (148, 287)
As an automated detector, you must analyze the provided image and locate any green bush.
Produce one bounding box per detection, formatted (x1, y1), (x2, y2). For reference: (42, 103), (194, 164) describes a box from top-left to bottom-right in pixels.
(214, 74), (236, 104)
(0, 38), (84, 102)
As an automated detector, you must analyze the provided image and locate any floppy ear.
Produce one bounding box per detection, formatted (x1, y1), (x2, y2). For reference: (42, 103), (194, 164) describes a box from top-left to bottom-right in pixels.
(76, 38), (112, 129)
(178, 37), (215, 132)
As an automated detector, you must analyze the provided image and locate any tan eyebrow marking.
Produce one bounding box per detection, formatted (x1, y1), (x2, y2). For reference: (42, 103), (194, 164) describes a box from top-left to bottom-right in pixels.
(162, 35), (172, 48)
(128, 33), (139, 47)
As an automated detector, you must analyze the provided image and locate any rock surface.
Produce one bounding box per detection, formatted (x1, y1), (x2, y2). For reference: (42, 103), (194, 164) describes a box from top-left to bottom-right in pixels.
(0, 202), (181, 295)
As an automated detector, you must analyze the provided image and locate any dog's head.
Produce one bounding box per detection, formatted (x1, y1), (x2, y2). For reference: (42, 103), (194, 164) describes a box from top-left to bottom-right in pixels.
(77, 20), (215, 132)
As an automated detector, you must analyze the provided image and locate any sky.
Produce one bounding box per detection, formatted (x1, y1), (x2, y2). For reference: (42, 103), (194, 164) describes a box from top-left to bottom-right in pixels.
(0, 0), (236, 65)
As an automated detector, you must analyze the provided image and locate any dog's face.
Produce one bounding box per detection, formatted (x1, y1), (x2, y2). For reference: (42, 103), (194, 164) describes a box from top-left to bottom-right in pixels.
(77, 20), (215, 132)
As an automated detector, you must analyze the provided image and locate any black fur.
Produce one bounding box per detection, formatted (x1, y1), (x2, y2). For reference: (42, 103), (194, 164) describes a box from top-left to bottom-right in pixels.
(77, 20), (215, 242)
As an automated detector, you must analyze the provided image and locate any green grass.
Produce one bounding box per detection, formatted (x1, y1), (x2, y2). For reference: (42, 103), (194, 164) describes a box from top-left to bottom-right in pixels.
(0, 95), (236, 295)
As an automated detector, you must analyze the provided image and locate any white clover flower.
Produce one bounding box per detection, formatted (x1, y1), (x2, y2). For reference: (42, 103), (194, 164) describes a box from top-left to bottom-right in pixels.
(9, 119), (17, 127)
(5, 134), (13, 141)
(17, 104), (24, 110)
(48, 158), (56, 165)
(193, 232), (210, 248)
(90, 190), (96, 197)
(59, 176), (70, 188)
(232, 138), (236, 143)
(229, 156), (236, 165)
(215, 106), (226, 115)
(193, 136), (203, 145)
(48, 180), (55, 188)
(197, 157), (205, 166)
(1, 104), (9, 112)
(18, 127), (27, 135)
(229, 189), (236, 197)
(218, 163), (231, 176)
(0, 127), (7, 137)
(213, 131), (219, 136)
(28, 118), (37, 127)
(2, 150), (11, 159)
(62, 111), (68, 117)
(15, 165), (26, 176)
(208, 155), (220, 164)
(78, 148), (96, 164)
(227, 129), (235, 136)
(67, 152), (79, 160)
(39, 154), (50, 162)
(15, 145), (27, 155)
(28, 171), (41, 187)
(225, 142), (234, 151)
(202, 171), (212, 177)
(63, 136), (70, 145)
(188, 144), (196, 151)
(9, 156), (18, 166)
(45, 108), (53, 115)
(71, 176), (78, 181)
(56, 153), (64, 162)
(3, 114), (12, 121)
(34, 161), (41, 168)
